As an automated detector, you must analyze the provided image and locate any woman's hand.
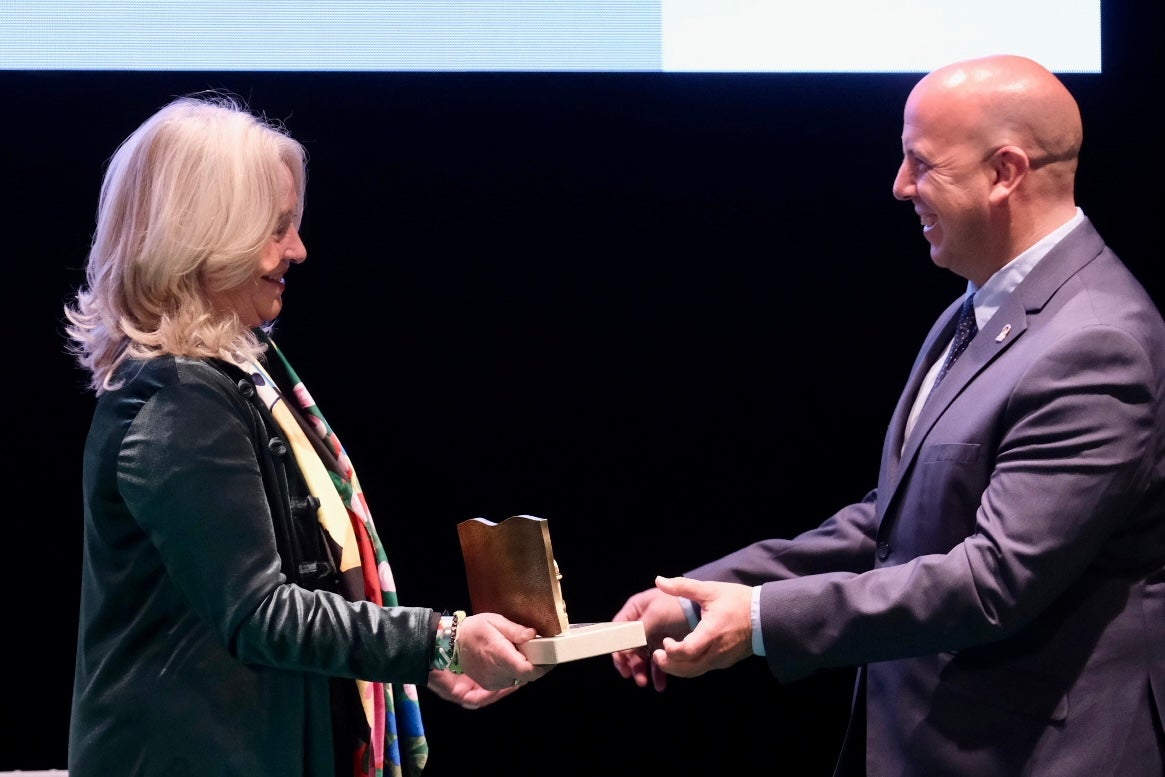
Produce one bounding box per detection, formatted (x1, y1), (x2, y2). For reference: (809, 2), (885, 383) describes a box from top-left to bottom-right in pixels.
(427, 668), (520, 709)
(451, 612), (553, 692)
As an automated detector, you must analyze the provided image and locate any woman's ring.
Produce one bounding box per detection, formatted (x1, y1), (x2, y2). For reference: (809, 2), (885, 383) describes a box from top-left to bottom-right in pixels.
(511, 678), (522, 687)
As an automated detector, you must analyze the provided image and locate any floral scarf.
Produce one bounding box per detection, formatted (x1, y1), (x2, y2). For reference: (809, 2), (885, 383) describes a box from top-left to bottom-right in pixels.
(245, 338), (428, 777)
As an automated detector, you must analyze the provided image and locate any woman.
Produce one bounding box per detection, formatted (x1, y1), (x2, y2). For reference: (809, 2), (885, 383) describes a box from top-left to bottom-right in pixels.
(63, 92), (548, 777)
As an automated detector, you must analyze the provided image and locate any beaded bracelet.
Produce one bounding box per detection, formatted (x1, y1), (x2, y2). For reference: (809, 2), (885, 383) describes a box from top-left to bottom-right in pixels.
(448, 610), (466, 675)
(432, 613), (455, 671)
(431, 610), (467, 673)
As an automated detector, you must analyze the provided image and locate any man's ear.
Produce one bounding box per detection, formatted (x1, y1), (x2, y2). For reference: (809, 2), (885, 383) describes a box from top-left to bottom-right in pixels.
(987, 145), (1029, 205)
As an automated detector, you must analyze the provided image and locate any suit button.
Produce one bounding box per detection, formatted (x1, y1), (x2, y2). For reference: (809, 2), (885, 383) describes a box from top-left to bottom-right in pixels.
(268, 437), (288, 457)
(877, 542), (891, 560)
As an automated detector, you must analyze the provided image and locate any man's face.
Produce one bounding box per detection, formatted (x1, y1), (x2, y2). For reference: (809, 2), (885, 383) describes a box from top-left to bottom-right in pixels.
(891, 86), (996, 283)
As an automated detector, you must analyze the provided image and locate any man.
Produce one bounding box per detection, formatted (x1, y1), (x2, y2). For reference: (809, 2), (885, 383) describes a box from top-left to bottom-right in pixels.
(611, 54), (1165, 776)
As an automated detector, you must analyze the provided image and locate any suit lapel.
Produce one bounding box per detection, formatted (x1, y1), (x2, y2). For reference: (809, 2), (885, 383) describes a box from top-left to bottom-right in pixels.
(880, 297), (962, 485)
(881, 218), (1107, 512)
(901, 293), (1028, 463)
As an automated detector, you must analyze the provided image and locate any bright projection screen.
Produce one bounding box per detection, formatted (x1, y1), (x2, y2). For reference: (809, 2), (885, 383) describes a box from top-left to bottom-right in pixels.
(2, 1), (1101, 73)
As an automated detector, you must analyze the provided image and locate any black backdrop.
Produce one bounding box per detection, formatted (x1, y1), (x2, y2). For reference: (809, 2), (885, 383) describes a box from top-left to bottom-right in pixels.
(4, 5), (1162, 774)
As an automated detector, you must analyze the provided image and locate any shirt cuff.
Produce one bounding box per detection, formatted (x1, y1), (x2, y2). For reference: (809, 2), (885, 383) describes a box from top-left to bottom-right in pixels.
(682, 590), (765, 656)
(751, 585), (765, 656)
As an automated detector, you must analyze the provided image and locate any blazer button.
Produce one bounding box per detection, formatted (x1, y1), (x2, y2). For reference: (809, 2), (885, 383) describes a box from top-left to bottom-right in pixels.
(236, 379), (256, 398)
(268, 437), (288, 457)
(877, 541), (891, 560)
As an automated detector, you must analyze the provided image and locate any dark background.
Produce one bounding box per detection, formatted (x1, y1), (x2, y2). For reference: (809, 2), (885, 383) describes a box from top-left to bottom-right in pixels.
(4, 5), (1161, 774)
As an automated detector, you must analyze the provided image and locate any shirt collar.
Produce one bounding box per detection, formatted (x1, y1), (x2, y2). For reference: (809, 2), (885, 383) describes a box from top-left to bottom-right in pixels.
(967, 207), (1085, 328)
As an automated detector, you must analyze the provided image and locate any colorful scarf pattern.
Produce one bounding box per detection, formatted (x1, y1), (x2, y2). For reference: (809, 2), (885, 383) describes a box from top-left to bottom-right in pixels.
(246, 339), (428, 777)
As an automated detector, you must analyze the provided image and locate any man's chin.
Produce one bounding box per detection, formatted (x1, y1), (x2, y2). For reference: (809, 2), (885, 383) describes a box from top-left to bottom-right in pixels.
(927, 243), (949, 268)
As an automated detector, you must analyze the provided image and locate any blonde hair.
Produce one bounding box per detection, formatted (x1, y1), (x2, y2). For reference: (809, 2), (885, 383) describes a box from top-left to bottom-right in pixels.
(64, 92), (307, 394)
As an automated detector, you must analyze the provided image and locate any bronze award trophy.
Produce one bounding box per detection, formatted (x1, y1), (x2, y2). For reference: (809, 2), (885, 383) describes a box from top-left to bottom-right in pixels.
(457, 515), (646, 664)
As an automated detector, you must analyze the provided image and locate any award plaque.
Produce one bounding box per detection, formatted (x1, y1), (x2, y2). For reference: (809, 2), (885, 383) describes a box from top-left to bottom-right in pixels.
(457, 515), (646, 664)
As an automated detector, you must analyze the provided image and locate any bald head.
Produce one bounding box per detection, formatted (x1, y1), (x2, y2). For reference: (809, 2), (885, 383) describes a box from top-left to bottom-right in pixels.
(912, 54), (1082, 181)
(893, 55), (1084, 284)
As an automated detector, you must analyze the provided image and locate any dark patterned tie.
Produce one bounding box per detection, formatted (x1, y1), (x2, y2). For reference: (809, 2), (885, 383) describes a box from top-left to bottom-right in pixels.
(930, 294), (978, 396)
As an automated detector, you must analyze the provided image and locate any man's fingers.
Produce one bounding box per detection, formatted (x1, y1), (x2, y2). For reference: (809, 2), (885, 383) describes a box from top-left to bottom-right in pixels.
(614, 648), (653, 688)
(654, 574), (704, 602)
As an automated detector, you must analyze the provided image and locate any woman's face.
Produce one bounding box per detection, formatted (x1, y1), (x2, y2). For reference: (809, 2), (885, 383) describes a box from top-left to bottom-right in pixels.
(214, 164), (306, 328)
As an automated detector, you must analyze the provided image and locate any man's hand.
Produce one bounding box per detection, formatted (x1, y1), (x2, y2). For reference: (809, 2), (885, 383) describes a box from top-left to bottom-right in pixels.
(611, 582), (692, 691)
(651, 576), (755, 678)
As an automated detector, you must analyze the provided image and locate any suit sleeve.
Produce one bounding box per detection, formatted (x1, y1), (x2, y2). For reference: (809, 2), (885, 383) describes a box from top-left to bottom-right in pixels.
(686, 489), (880, 583)
(754, 323), (1157, 682)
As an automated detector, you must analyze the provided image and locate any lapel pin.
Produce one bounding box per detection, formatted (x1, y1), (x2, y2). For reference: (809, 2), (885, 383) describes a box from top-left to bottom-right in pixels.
(995, 324), (1012, 343)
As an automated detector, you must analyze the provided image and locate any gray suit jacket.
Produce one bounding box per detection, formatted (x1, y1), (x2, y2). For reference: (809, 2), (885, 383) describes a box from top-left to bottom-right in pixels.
(689, 219), (1165, 776)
